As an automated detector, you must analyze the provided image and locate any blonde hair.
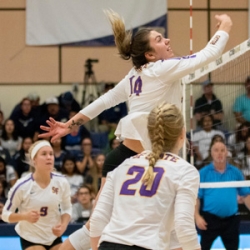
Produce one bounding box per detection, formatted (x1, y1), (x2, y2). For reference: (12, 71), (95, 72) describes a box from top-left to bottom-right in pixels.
(27, 140), (52, 172)
(142, 103), (184, 185)
(104, 9), (153, 69)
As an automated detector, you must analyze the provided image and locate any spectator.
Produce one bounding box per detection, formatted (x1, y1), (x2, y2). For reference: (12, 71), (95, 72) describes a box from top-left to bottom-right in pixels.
(104, 136), (121, 154)
(0, 197), (6, 223)
(71, 184), (94, 223)
(195, 140), (250, 250)
(0, 110), (4, 137)
(0, 119), (22, 157)
(51, 138), (68, 171)
(0, 179), (7, 202)
(11, 136), (33, 178)
(0, 143), (11, 165)
(194, 80), (223, 129)
(193, 114), (225, 168)
(0, 156), (17, 197)
(34, 96), (69, 141)
(61, 155), (84, 203)
(85, 153), (105, 193)
(10, 98), (38, 140)
(233, 76), (250, 124)
(58, 91), (81, 115)
(235, 134), (250, 179)
(63, 110), (90, 153)
(10, 92), (41, 118)
(227, 121), (250, 156)
(76, 137), (99, 177)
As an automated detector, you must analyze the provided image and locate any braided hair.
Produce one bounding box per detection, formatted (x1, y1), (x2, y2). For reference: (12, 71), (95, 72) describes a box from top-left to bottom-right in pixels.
(142, 103), (184, 185)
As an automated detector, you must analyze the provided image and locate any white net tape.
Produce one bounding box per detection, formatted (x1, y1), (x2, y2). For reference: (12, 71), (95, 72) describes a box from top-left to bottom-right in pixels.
(200, 180), (250, 188)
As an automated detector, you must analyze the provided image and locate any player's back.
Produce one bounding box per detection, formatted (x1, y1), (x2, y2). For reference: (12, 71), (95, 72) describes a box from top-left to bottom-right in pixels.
(100, 151), (199, 249)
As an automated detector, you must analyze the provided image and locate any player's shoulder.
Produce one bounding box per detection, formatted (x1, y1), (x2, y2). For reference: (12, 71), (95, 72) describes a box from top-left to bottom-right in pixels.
(13, 173), (33, 189)
(51, 172), (68, 183)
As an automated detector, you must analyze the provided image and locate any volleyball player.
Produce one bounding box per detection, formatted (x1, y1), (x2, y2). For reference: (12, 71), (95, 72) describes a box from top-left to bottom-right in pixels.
(2, 140), (72, 250)
(90, 103), (200, 250)
(39, 10), (232, 250)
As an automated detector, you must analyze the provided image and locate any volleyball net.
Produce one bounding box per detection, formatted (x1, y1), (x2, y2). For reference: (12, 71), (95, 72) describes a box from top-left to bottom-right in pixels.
(181, 39), (250, 165)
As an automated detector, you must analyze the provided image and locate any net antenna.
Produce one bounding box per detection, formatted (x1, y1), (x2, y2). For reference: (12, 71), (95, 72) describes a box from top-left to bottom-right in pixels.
(82, 58), (100, 131)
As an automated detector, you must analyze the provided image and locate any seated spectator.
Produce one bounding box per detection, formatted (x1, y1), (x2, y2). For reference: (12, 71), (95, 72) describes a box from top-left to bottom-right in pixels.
(85, 153), (105, 193)
(193, 114), (225, 168)
(76, 137), (100, 176)
(227, 121), (250, 157)
(10, 92), (41, 118)
(51, 138), (68, 171)
(194, 80), (224, 129)
(104, 136), (121, 154)
(235, 135), (250, 179)
(34, 96), (69, 141)
(98, 82), (128, 138)
(0, 119), (22, 157)
(0, 197), (6, 223)
(0, 143), (11, 165)
(0, 110), (4, 137)
(71, 184), (94, 223)
(0, 156), (17, 197)
(58, 91), (81, 115)
(233, 76), (250, 124)
(0, 179), (7, 202)
(11, 136), (33, 178)
(60, 155), (84, 203)
(63, 110), (90, 153)
(10, 98), (38, 140)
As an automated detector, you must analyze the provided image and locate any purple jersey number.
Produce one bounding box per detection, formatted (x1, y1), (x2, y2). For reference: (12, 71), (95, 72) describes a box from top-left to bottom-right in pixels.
(120, 166), (164, 197)
(129, 76), (142, 96)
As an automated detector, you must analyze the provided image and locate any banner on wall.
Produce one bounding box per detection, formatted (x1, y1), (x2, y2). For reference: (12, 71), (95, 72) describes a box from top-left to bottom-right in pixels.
(26, 0), (167, 46)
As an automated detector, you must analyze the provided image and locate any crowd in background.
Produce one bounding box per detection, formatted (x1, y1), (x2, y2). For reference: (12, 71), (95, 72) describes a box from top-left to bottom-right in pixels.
(1, 77), (250, 224)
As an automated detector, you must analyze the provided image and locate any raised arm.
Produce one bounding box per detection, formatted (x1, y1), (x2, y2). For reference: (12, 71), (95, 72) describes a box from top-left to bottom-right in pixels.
(39, 78), (128, 142)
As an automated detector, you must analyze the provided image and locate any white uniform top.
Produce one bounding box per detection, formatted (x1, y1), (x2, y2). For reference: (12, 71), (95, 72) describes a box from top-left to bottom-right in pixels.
(80, 31), (229, 150)
(90, 151), (200, 250)
(2, 172), (72, 246)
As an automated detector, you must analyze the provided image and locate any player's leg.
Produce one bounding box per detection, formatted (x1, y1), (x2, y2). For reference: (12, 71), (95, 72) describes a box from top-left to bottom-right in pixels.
(59, 225), (91, 250)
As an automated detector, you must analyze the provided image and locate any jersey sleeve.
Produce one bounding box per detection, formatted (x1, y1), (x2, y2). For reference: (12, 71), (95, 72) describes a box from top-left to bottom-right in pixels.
(60, 179), (72, 216)
(80, 77), (128, 120)
(90, 172), (114, 237)
(2, 180), (24, 222)
(174, 166), (201, 250)
(156, 30), (229, 82)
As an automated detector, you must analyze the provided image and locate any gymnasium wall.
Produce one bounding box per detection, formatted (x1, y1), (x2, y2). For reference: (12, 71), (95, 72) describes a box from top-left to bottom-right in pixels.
(0, 0), (249, 119)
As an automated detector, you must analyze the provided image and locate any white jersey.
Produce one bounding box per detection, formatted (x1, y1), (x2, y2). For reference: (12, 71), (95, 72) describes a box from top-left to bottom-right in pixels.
(2, 172), (72, 246)
(81, 30), (229, 150)
(90, 151), (200, 250)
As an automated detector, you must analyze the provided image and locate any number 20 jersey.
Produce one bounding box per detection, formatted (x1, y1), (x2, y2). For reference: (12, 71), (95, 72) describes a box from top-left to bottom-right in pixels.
(92, 151), (200, 250)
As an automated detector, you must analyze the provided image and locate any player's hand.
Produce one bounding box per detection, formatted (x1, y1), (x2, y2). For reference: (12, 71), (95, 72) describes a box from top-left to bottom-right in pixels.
(195, 215), (207, 230)
(24, 210), (40, 223)
(215, 14), (232, 33)
(52, 223), (66, 237)
(38, 117), (70, 142)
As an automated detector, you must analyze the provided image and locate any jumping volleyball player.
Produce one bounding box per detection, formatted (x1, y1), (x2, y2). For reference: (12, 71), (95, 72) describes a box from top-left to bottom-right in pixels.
(39, 10), (232, 250)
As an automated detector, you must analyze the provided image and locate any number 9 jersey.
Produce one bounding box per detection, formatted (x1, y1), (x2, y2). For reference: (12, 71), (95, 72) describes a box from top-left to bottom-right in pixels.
(90, 151), (200, 250)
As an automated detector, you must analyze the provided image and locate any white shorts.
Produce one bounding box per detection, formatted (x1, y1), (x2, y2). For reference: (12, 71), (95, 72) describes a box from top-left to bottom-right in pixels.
(69, 225), (91, 250)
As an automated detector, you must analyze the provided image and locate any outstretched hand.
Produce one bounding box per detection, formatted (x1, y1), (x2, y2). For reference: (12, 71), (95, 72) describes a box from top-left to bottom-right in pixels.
(215, 14), (232, 33)
(38, 117), (70, 143)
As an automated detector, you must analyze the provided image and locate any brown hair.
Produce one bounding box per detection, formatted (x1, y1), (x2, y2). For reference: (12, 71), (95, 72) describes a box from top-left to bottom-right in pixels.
(142, 103), (184, 185)
(104, 9), (153, 69)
